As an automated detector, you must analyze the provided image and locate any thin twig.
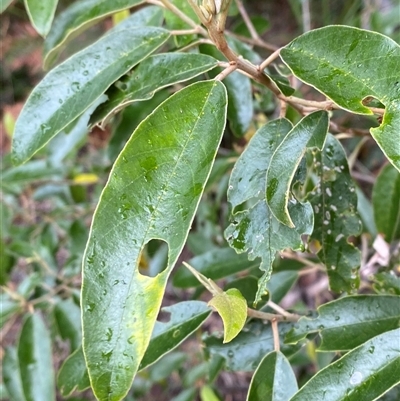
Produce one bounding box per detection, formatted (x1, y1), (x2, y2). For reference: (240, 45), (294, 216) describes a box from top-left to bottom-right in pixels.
(271, 319), (280, 351)
(247, 308), (300, 323)
(259, 48), (282, 71)
(226, 31), (279, 51)
(235, 0), (260, 40)
(170, 28), (203, 36)
(215, 62), (238, 80)
(176, 38), (214, 52)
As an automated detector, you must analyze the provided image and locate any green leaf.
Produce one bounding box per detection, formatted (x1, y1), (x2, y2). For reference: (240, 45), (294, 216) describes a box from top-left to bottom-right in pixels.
(265, 270), (298, 305)
(280, 26), (400, 171)
(54, 299), (81, 351)
(200, 385), (220, 401)
(373, 273), (400, 296)
(285, 295), (400, 351)
(12, 27), (170, 165)
(3, 347), (26, 401)
(208, 288), (247, 343)
(307, 134), (362, 293)
(173, 247), (260, 288)
(139, 301), (212, 369)
(247, 351), (298, 401)
(289, 328), (400, 401)
(205, 321), (299, 372)
(90, 53), (218, 127)
(57, 347), (90, 397)
(18, 313), (55, 401)
(0, 0), (14, 13)
(266, 111), (328, 227)
(24, 0), (58, 37)
(226, 119), (313, 303)
(43, 0), (145, 69)
(224, 276), (261, 307)
(82, 80), (227, 401)
(372, 164), (400, 242)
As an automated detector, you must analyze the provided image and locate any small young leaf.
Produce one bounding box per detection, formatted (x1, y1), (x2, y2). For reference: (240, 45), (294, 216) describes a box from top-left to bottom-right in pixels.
(266, 110), (329, 227)
(289, 328), (400, 401)
(24, 0), (58, 37)
(208, 288), (247, 343)
(18, 313), (55, 401)
(90, 53), (218, 127)
(12, 27), (170, 165)
(372, 164), (400, 242)
(246, 351), (298, 401)
(204, 321), (299, 372)
(57, 347), (90, 397)
(43, 0), (145, 68)
(281, 26), (400, 171)
(285, 295), (400, 351)
(307, 134), (362, 293)
(3, 347), (26, 401)
(82, 81), (227, 401)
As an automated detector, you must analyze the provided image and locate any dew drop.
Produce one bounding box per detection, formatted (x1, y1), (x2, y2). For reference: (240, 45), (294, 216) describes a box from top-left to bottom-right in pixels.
(349, 371), (363, 385)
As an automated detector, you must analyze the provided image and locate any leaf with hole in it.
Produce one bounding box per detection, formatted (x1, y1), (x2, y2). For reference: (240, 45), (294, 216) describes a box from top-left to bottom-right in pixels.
(43, 0), (146, 69)
(266, 111), (329, 227)
(12, 27), (169, 165)
(307, 134), (362, 293)
(90, 53), (219, 127)
(18, 314), (55, 401)
(280, 26), (400, 171)
(372, 164), (400, 242)
(285, 295), (400, 351)
(290, 328), (400, 401)
(82, 81), (227, 401)
(247, 351), (298, 401)
(57, 347), (90, 397)
(24, 0), (58, 37)
(225, 119), (313, 304)
(208, 289), (247, 343)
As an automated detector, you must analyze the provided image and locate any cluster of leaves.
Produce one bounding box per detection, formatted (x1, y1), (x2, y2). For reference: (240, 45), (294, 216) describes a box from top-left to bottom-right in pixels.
(1, 0), (400, 401)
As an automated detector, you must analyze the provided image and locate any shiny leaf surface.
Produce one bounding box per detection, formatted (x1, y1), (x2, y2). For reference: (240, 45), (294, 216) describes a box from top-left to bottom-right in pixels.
(281, 26), (400, 171)
(372, 164), (400, 242)
(285, 295), (400, 351)
(82, 81), (227, 401)
(266, 111), (328, 227)
(12, 27), (170, 165)
(307, 135), (362, 293)
(208, 288), (247, 343)
(289, 328), (400, 401)
(247, 351), (298, 401)
(24, 0), (58, 37)
(43, 0), (145, 68)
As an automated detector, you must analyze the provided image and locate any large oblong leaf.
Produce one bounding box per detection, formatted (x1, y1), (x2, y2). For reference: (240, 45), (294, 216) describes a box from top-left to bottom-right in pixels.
(285, 295), (400, 351)
(12, 27), (170, 165)
(18, 313), (55, 401)
(289, 328), (400, 401)
(372, 164), (400, 242)
(247, 351), (298, 401)
(90, 53), (218, 127)
(24, 0), (58, 37)
(82, 80), (227, 401)
(280, 26), (400, 171)
(43, 0), (145, 69)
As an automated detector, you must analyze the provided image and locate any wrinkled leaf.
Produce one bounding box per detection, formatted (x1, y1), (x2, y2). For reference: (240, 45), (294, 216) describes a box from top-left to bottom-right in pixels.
(3, 347), (26, 401)
(208, 288), (247, 343)
(24, 0), (58, 37)
(290, 328), (400, 401)
(57, 347), (90, 397)
(226, 119), (313, 303)
(18, 313), (55, 401)
(247, 351), (298, 401)
(281, 26), (400, 171)
(12, 27), (170, 165)
(82, 81), (227, 401)
(139, 301), (212, 369)
(266, 111), (328, 227)
(285, 295), (400, 351)
(205, 321), (299, 372)
(91, 53), (218, 127)
(372, 164), (400, 242)
(173, 247), (260, 288)
(43, 0), (145, 68)
(307, 135), (362, 293)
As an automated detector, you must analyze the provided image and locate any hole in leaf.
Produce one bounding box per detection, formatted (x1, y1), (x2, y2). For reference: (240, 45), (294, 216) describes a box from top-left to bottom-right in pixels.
(138, 239), (168, 278)
(156, 309), (171, 323)
(361, 95), (384, 109)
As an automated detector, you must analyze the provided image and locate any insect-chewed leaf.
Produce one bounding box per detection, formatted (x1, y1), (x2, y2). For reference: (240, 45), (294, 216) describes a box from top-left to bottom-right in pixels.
(281, 26), (400, 171)
(82, 80), (227, 401)
(307, 134), (362, 293)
